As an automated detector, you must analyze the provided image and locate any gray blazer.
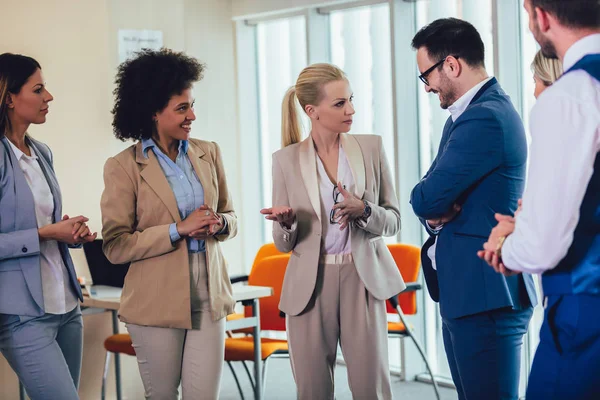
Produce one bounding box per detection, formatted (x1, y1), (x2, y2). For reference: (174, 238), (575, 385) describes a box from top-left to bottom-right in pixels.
(0, 136), (82, 317)
(272, 133), (406, 316)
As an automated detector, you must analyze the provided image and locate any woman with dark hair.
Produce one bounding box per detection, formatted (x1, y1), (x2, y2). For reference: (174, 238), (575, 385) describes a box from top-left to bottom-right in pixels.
(100, 48), (237, 399)
(0, 53), (96, 400)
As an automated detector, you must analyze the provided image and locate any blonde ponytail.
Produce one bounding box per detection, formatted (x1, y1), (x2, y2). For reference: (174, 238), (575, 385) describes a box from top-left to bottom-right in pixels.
(280, 63), (348, 148)
(281, 86), (302, 148)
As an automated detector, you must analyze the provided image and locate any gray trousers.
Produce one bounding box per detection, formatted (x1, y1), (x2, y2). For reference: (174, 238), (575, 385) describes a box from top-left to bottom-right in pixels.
(126, 252), (225, 400)
(287, 254), (392, 400)
(0, 305), (83, 400)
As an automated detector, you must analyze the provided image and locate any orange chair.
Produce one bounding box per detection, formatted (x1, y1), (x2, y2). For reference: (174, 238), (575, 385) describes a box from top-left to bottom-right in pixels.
(386, 243), (440, 400)
(101, 334), (136, 400)
(225, 254), (290, 399)
(227, 243), (287, 333)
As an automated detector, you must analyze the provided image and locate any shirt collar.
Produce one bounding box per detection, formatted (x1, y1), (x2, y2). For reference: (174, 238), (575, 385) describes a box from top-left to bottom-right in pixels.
(141, 138), (189, 158)
(563, 33), (600, 72)
(7, 138), (37, 161)
(448, 76), (493, 122)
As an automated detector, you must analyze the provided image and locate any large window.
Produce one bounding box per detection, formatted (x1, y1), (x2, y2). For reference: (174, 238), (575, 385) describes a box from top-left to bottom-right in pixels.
(329, 3), (395, 187)
(256, 16), (308, 243)
(236, 0), (542, 391)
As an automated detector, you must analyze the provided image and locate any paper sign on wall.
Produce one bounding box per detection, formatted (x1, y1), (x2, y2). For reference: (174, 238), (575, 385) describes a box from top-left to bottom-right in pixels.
(118, 29), (163, 63)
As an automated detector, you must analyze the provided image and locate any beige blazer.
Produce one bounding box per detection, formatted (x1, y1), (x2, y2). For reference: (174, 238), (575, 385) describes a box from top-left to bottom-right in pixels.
(100, 139), (237, 329)
(273, 133), (406, 316)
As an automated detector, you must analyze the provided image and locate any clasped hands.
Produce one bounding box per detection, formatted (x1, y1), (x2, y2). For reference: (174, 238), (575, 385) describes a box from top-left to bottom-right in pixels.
(38, 214), (97, 245)
(176, 205), (224, 240)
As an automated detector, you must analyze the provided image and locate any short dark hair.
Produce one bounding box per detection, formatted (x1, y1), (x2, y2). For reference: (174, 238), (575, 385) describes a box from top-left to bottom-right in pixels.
(411, 18), (485, 68)
(0, 53), (41, 137)
(530, 0), (600, 29)
(111, 48), (205, 141)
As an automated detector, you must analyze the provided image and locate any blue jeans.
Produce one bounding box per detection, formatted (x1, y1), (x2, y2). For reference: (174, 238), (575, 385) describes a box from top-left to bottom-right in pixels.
(0, 305), (83, 400)
(442, 306), (533, 400)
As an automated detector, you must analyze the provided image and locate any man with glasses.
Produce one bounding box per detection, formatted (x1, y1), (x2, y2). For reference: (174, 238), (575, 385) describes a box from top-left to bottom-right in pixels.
(409, 18), (537, 399)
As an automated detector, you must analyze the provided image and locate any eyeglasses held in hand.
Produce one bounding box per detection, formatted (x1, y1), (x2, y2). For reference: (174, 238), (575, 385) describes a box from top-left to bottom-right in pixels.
(330, 185), (345, 224)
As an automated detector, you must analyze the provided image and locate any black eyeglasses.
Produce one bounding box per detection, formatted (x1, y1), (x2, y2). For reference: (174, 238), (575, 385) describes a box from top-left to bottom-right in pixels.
(329, 185), (345, 224)
(418, 56), (458, 86)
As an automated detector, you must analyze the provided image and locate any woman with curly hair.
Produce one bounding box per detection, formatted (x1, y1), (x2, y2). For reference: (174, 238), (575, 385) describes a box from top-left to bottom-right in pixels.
(100, 49), (237, 399)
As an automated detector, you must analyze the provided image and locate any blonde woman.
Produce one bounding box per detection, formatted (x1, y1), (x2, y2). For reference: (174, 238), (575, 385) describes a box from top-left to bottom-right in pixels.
(532, 49), (563, 98)
(261, 63), (405, 400)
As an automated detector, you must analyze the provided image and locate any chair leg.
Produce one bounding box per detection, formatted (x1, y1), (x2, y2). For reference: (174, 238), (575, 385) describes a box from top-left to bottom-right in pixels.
(101, 351), (112, 400)
(241, 360), (255, 389)
(395, 306), (441, 400)
(261, 358), (269, 395)
(226, 362), (245, 400)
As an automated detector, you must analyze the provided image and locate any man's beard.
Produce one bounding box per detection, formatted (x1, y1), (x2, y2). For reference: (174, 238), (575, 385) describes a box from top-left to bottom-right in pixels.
(437, 73), (458, 110)
(533, 20), (558, 59)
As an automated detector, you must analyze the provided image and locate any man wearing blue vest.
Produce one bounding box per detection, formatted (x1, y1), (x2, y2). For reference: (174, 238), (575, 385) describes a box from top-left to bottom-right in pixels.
(480, 0), (600, 399)
(410, 18), (537, 399)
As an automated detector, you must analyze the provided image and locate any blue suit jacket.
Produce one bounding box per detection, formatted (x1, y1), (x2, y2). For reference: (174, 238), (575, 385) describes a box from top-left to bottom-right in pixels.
(0, 136), (82, 317)
(410, 78), (537, 319)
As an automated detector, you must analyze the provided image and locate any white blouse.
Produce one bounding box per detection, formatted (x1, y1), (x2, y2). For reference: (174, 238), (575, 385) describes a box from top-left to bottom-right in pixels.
(9, 140), (78, 314)
(316, 145), (354, 255)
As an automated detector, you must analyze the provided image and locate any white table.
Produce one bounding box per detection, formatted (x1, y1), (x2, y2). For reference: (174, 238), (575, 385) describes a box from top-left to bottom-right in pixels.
(19, 285), (273, 400)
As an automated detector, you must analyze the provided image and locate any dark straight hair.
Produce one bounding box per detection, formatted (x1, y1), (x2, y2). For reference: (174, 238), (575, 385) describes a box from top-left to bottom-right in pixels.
(0, 53), (41, 137)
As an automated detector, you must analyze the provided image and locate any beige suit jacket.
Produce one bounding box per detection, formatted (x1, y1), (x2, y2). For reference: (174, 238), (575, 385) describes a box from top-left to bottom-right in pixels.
(273, 133), (406, 316)
(100, 139), (237, 329)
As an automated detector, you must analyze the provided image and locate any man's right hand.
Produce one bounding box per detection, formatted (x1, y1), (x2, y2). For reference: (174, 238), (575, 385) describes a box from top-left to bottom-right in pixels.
(427, 203), (461, 229)
(176, 208), (221, 237)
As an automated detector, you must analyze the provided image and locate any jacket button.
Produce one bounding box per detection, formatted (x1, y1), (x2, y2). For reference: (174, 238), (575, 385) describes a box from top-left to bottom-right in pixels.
(22, 247), (28, 253)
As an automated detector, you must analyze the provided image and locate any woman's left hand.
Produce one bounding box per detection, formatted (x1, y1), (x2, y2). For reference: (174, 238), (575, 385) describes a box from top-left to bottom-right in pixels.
(332, 182), (365, 230)
(189, 205), (223, 240)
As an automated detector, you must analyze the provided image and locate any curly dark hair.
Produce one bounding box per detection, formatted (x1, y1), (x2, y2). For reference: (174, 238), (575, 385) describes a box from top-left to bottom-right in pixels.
(111, 48), (205, 141)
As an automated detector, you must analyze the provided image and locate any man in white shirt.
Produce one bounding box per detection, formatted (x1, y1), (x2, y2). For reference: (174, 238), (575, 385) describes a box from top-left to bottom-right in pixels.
(480, 1), (600, 398)
(410, 18), (537, 399)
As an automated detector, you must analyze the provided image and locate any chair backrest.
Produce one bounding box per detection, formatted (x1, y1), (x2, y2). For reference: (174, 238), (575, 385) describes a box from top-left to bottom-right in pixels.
(251, 243), (287, 273)
(245, 254), (290, 332)
(386, 243), (421, 315)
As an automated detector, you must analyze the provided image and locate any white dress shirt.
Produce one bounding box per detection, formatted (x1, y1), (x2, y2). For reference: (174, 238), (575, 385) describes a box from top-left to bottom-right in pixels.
(316, 145), (354, 255)
(427, 77), (494, 269)
(9, 140), (78, 314)
(502, 34), (600, 274)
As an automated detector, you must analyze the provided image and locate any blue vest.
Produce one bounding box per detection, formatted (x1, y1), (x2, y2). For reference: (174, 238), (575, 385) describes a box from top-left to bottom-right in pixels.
(543, 54), (600, 295)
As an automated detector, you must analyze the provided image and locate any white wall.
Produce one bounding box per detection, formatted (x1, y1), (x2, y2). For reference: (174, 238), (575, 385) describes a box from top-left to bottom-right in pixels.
(0, 0), (241, 399)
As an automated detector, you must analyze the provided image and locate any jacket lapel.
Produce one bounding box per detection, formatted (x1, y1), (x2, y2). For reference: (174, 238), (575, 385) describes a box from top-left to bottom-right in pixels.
(1, 137), (37, 230)
(299, 136), (321, 222)
(187, 142), (214, 209)
(339, 133), (365, 199)
(28, 137), (62, 223)
(136, 142), (181, 222)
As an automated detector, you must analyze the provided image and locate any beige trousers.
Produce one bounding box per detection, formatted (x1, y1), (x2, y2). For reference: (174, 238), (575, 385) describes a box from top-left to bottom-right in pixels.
(286, 254), (392, 400)
(126, 252), (225, 400)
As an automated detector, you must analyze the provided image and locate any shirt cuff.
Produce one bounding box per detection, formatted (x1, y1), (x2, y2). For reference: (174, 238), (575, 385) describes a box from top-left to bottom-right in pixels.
(426, 221), (444, 233)
(169, 223), (181, 243)
(216, 217), (228, 235)
(280, 218), (297, 233)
